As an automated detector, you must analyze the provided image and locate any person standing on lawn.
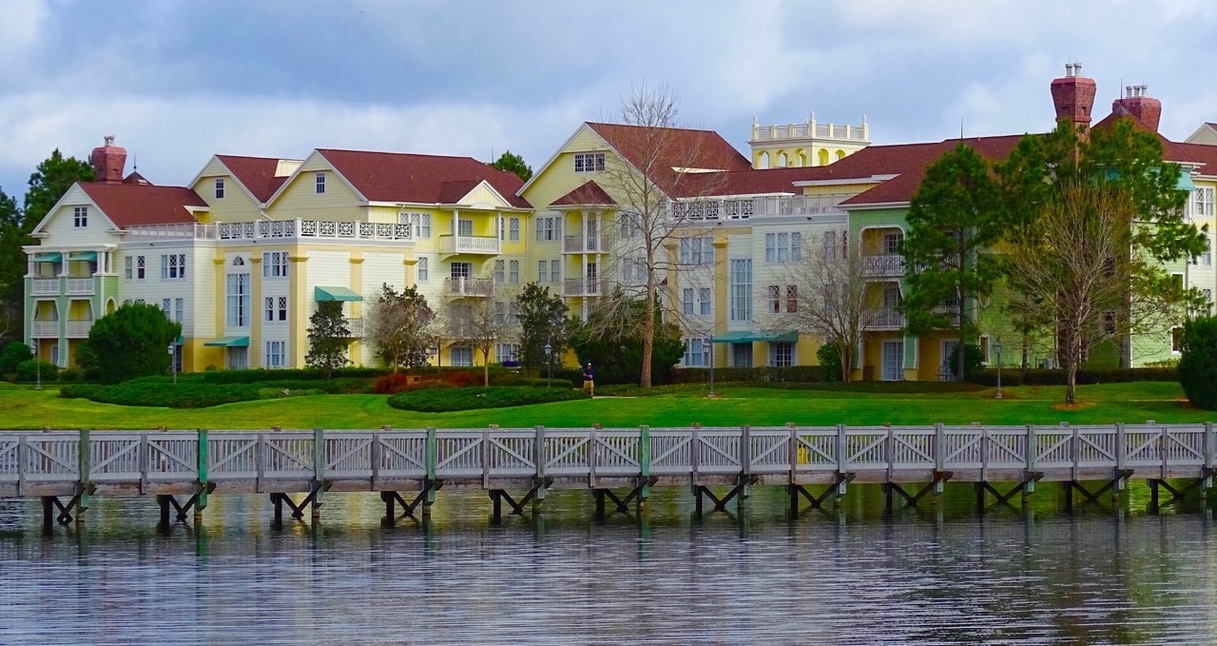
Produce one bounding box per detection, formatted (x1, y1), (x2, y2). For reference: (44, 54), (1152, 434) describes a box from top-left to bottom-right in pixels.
(582, 362), (595, 397)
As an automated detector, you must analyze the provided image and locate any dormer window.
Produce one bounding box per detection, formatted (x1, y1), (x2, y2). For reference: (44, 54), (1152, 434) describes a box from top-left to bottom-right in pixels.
(315, 171), (326, 194)
(73, 206), (87, 228)
(215, 178), (225, 199)
(574, 152), (605, 173)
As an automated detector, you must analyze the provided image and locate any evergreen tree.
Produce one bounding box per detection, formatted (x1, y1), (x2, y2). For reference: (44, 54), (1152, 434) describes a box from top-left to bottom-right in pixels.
(306, 301), (351, 379)
(78, 302), (182, 383)
(490, 151), (533, 182)
(515, 282), (570, 371)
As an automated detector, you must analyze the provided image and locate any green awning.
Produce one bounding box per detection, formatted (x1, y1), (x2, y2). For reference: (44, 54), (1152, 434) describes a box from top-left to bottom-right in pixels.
(69, 251), (97, 262)
(1178, 172), (1197, 191)
(755, 330), (800, 343)
(204, 336), (249, 347)
(315, 286), (363, 302)
(712, 331), (757, 344)
(33, 252), (61, 263)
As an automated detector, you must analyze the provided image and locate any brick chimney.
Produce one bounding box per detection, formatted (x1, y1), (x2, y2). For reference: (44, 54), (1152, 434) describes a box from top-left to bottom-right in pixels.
(1111, 84), (1162, 132)
(90, 135), (127, 183)
(1050, 63), (1097, 127)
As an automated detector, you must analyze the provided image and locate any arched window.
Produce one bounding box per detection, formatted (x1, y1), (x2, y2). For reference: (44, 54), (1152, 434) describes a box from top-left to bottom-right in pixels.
(758, 152), (770, 169)
(777, 152), (789, 168)
(817, 149), (830, 166)
(836, 150), (846, 161)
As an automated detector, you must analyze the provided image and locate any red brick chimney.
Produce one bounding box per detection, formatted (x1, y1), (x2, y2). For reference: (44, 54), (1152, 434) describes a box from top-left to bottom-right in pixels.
(1050, 63), (1097, 127)
(90, 135), (127, 183)
(1111, 84), (1162, 132)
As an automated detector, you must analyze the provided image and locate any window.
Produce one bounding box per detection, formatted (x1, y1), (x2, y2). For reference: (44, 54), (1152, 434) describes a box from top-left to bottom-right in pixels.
(683, 337), (711, 368)
(496, 343), (519, 364)
(451, 346), (473, 367)
(262, 252), (288, 278)
(683, 288), (695, 316)
(215, 178), (225, 199)
(494, 302), (507, 326)
(732, 342), (753, 368)
(124, 256), (133, 280)
(769, 342), (794, 367)
(538, 260), (548, 283)
(786, 285), (798, 313)
(550, 260), (560, 284)
(1204, 289), (1214, 309)
(458, 219), (473, 237)
(679, 236), (715, 265)
(699, 287), (711, 316)
(264, 296), (287, 323)
(226, 258), (250, 327)
(136, 256), (146, 280)
(573, 152), (606, 173)
(161, 253), (187, 280)
(315, 171), (326, 194)
(73, 206), (87, 228)
(764, 232), (801, 263)
(729, 259), (752, 322)
(1172, 327), (1184, 354)
(401, 212), (431, 238)
(265, 341), (286, 368)
(161, 298), (171, 317)
(535, 216), (562, 241)
(883, 232), (903, 255)
(494, 259), (505, 283)
(1192, 187), (1215, 217)
(450, 262), (471, 279)
(509, 260), (520, 284)
(823, 231), (837, 260)
(509, 218), (520, 242)
(768, 285), (781, 314)
(1203, 234), (1213, 266)
(175, 298), (184, 323)
(417, 257), (429, 282)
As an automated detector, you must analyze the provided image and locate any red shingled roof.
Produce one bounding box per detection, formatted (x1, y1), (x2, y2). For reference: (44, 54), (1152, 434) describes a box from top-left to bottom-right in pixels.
(552, 181), (615, 206)
(316, 149), (531, 208)
(78, 183), (205, 228)
(586, 122), (751, 198)
(215, 155), (291, 203)
(1173, 142), (1217, 176)
(840, 135), (1025, 207)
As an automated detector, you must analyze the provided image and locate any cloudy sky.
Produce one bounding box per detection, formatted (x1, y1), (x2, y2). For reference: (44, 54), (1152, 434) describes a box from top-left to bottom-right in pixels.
(2, 0), (1216, 200)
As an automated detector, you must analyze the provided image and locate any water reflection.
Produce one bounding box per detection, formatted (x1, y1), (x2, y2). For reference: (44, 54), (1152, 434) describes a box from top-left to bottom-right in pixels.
(2, 486), (1216, 645)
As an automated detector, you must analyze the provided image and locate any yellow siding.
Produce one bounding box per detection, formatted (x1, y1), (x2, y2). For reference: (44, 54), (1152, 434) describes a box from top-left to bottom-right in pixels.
(192, 158), (263, 222)
(267, 155), (364, 222)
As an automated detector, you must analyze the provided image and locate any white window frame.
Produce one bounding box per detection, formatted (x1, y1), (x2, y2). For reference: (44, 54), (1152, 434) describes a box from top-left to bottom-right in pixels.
(73, 206), (87, 228)
(509, 218), (520, 242)
(509, 260), (520, 284)
(136, 256), (146, 280)
(573, 152), (606, 173)
(699, 287), (711, 316)
(265, 340), (286, 368)
(262, 252), (288, 279)
(769, 341), (794, 368)
(682, 288), (694, 316)
(315, 171), (326, 194)
(161, 253), (187, 280)
(729, 259), (752, 322)
(215, 178), (225, 199)
(417, 257), (429, 282)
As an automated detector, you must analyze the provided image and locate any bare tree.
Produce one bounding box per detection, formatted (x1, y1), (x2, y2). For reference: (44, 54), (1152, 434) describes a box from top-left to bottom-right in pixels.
(587, 83), (731, 387)
(1003, 184), (1193, 404)
(364, 284), (438, 373)
(443, 291), (519, 387)
(759, 232), (880, 383)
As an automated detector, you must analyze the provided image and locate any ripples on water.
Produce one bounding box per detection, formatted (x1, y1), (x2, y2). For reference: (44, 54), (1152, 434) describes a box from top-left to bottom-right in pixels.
(2, 486), (1217, 645)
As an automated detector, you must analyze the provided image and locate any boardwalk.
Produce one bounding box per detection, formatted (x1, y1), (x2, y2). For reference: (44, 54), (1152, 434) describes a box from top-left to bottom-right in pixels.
(2, 422), (1214, 529)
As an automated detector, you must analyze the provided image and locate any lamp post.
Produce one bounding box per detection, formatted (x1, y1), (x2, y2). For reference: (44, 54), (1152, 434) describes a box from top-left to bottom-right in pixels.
(34, 349), (41, 391)
(993, 337), (1003, 400)
(708, 340), (716, 398)
(543, 341), (552, 388)
(168, 343), (177, 385)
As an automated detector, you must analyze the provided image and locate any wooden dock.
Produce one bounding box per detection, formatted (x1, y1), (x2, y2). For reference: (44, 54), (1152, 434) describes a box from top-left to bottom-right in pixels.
(2, 422), (1214, 530)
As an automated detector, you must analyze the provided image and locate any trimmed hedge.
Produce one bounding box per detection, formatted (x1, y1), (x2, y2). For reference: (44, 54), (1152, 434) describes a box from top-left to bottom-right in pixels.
(1179, 317), (1217, 410)
(387, 386), (590, 413)
(17, 360), (59, 383)
(194, 367), (386, 384)
(60, 376), (370, 408)
(671, 365), (825, 384)
(966, 367), (1177, 387)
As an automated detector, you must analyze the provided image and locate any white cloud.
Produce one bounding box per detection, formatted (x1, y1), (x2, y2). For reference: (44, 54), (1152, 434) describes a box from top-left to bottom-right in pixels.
(0, 0), (48, 82)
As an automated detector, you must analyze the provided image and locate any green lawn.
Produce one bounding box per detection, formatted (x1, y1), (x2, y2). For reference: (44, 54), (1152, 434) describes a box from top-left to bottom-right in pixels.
(0, 380), (1208, 431)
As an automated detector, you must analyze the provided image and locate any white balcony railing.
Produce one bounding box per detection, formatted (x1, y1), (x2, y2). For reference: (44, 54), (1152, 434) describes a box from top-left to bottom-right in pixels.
(443, 277), (494, 297)
(864, 308), (905, 330)
(751, 120), (869, 143)
(65, 278), (94, 295)
(66, 320), (93, 338)
(30, 321), (58, 338)
(31, 278), (59, 296)
(563, 278), (603, 297)
(673, 194), (850, 223)
(563, 235), (603, 254)
(345, 318), (364, 338)
(439, 235), (500, 255)
(123, 219), (414, 242)
(861, 255), (905, 278)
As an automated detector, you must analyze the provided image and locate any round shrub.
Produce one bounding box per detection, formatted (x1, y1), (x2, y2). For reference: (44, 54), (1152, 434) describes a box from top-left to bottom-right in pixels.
(816, 343), (842, 382)
(17, 360), (58, 383)
(1179, 316), (1217, 410)
(387, 386), (590, 413)
(0, 341), (33, 375)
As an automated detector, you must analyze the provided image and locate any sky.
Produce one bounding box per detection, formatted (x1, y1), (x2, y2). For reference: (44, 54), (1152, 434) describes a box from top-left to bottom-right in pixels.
(2, 0), (1216, 202)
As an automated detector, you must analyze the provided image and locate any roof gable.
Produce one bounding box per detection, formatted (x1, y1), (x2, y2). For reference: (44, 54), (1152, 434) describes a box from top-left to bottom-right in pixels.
(215, 155), (297, 203)
(585, 122), (751, 198)
(552, 180), (615, 206)
(312, 149), (531, 208)
(78, 183), (206, 227)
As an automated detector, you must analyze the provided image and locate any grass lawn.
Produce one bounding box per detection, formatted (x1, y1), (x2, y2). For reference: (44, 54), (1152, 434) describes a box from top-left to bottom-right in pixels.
(0, 380), (1209, 431)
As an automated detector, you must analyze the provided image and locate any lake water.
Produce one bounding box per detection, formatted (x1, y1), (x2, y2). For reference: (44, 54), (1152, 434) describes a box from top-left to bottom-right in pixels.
(2, 486), (1217, 645)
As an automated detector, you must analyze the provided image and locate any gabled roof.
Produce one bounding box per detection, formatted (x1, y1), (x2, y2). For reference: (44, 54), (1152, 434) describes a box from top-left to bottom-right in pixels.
(214, 154), (294, 203)
(585, 122), (751, 198)
(315, 149), (531, 208)
(1172, 142), (1217, 177)
(78, 183), (206, 228)
(552, 181), (615, 206)
(839, 135), (1025, 207)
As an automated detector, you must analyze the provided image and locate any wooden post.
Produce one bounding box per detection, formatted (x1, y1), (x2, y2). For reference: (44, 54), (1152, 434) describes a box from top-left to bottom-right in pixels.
(835, 423), (848, 503)
(533, 425), (546, 510)
(256, 432), (266, 494)
(639, 425), (652, 506)
(197, 429), (209, 521)
(312, 427), (324, 520)
(740, 424), (751, 503)
(17, 433), (26, 498)
(425, 427), (438, 507)
(933, 423), (945, 498)
(77, 428), (90, 524)
(157, 495), (171, 533)
(1025, 424), (1037, 496)
(1115, 423), (1127, 492)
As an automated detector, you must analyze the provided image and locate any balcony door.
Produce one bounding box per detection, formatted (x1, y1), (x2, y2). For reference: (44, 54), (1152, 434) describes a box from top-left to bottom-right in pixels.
(882, 340), (903, 381)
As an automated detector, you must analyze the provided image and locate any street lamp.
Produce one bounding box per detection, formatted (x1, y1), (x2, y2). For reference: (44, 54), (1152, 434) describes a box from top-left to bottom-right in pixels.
(708, 340), (716, 398)
(34, 349), (41, 391)
(543, 341), (553, 388)
(168, 343), (177, 385)
(993, 337), (1003, 400)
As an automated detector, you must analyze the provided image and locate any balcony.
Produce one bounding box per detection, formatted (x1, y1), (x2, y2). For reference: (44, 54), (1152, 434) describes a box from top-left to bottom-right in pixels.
(673, 194), (849, 223)
(31, 278), (58, 296)
(864, 308), (905, 331)
(30, 320), (58, 338)
(65, 278), (94, 296)
(439, 235), (500, 255)
(124, 219), (414, 242)
(861, 255), (905, 278)
(750, 119), (870, 143)
(345, 318), (364, 338)
(66, 320), (93, 338)
(443, 277), (494, 298)
(563, 235), (603, 254)
(563, 278), (604, 297)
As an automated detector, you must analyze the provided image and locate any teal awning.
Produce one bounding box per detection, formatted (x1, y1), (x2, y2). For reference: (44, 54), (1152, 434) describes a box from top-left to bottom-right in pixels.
(1178, 172), (1197, 191)
(204, 336), (249, 347)
(33, 252), (61, 263)
(315, 286), (363, 302)
(712, 331), (757, 344)
(755, 330), (799, 343)
(69, 251), (97, 262)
